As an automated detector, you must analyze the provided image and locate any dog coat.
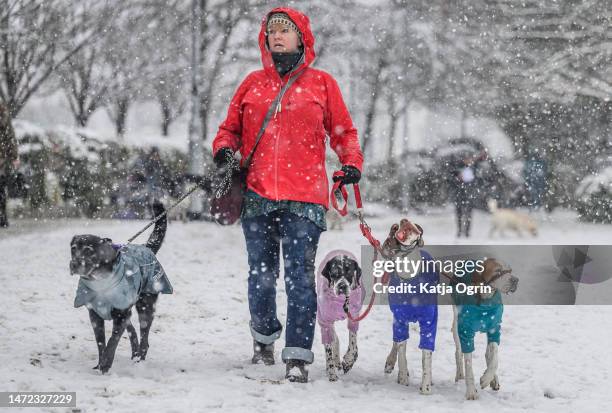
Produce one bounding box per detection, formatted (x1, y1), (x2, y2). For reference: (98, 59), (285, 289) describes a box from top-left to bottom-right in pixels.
(387, 249), (439, 351)
(74, 244), (173, 320)
(316, 251), (365, 345)
(453, 271), (503, 353)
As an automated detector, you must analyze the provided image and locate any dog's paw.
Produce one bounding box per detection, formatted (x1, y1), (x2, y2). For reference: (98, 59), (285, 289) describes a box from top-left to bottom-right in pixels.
(490, 375), (500, 391)
(419, 382), (432, 395)
(92, 364), (100, 370)
(397, 372), (409, 386)
(341, 353), (357, 374)
(480, 370), (496, 389)
(455, 371), (465, 382)
(327, 371), (339, 382)
(342, 350), (357, 374)
(138, 346), (149, 361)
(384, 352), (397, 374)
(341, 361), (354, 374)
(465, 387), (479, 400)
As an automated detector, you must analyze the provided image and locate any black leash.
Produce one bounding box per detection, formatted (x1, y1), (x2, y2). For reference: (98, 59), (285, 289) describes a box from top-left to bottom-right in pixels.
(126, 164), (237, 244)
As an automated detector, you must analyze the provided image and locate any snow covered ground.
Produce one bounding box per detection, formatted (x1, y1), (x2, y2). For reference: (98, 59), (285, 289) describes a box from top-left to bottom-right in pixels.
(1, 208), (611, 412)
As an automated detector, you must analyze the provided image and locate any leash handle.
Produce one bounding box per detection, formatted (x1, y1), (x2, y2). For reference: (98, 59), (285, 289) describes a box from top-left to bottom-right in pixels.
(330, 170), (363, 217)
(331, 171), (349, 217)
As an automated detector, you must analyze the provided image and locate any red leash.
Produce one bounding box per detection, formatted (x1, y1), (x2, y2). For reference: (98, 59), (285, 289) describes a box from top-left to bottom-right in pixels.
(330, 171), (388, 322)
(342, 248), (390, 322)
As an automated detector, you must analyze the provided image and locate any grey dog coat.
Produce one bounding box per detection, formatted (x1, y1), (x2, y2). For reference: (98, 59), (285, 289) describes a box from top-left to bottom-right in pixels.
(74, 244), (172, 320)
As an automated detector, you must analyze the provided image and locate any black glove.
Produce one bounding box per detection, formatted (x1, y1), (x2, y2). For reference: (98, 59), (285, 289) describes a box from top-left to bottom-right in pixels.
(213, 148), (234, 169)
(333, 165), (361, 185)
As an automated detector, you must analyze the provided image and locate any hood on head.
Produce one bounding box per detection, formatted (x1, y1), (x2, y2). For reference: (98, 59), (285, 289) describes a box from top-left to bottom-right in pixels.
(318, 250), (359, 276)
(259, 7), (316, 79)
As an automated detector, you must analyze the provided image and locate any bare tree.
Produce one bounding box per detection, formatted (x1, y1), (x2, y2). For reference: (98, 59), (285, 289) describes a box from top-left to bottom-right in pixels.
(102, 7), (151, 137)
(58, 46), (111, 127)
(0, 0), (116, 118)
(197, 0), (253, 140)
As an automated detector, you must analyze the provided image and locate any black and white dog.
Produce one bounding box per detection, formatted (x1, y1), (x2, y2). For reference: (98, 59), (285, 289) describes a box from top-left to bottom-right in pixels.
(70, 201), (172, 373)
(317, 251), (364, 381)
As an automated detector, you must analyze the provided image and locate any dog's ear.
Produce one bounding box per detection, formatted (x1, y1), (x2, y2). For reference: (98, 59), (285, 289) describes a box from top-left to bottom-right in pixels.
(353, 262), (362, 288)
(415, 224), (424, 247)
(321, 260), (334, 285)
(102, 238), (112, 244)
(388, 223), (399, 239)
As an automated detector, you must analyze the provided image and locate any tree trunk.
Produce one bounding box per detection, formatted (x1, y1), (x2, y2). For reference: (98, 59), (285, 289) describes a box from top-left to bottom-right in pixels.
(387, 96), (398, 160)
(161, 98), (171, 136)
(362, 54), (386, 156)
(114, 98), (129, 137)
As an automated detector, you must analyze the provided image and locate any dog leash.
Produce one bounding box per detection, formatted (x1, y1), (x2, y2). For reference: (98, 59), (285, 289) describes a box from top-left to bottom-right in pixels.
(330, 171), (384, 256)
(126, 165), (235, 244)
(330, 172), (390, 322)
(342, 248), (390, 322)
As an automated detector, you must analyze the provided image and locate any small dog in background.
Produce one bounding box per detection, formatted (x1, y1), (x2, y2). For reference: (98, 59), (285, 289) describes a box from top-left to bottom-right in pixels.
(487, 199), (538, 237)
(71, 201), (173, 373)
(450, 258), (519, 400)
(317, 251), (364, 381)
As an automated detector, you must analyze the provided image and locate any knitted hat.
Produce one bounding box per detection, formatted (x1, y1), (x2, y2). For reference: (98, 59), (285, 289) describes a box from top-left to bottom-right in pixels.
(267, 12), (301, 37)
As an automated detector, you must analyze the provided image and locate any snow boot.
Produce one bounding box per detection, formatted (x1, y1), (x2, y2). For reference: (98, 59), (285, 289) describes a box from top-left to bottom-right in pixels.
(252, 340), (275, 365)
(285, 359), (309, 383)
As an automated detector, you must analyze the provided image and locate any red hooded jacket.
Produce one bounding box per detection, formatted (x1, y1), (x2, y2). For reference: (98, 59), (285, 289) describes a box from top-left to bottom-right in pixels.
(212, 7), (363, 209)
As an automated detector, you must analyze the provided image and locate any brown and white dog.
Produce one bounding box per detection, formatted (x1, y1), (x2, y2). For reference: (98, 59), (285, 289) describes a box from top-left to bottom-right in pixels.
(487, 199), (538, 237)
(380, 219), (438, 394)
(450, 258), (519, 400)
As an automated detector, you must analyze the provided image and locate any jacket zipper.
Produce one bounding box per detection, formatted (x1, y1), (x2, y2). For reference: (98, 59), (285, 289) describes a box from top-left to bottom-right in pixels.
(274, 79), (283, 201)
(272, 62), (302, 201)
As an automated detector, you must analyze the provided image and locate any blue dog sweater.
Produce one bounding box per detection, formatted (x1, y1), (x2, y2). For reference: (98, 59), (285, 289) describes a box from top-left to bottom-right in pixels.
(454, 271), (503, 353)
(387, 250), (439, 351)
(74, 244), (173, 320)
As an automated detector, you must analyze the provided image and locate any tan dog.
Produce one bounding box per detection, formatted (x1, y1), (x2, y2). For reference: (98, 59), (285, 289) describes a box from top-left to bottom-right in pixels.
(487, 199), (538, 237)
(451, 258), (518, 400)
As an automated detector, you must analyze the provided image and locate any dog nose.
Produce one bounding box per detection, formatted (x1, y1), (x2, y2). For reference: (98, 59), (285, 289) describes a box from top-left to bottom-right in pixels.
(510, 277), (519, 293)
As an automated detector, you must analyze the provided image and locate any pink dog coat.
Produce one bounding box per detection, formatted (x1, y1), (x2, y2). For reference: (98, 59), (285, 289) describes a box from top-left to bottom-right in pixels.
(316, 250), (365, 345)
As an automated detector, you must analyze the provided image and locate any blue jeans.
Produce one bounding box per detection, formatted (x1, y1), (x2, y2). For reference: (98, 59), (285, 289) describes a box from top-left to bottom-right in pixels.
(242, 210), (322, 364)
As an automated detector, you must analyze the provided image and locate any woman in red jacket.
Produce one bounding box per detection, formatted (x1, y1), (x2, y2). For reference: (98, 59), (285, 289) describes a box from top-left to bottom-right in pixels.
(212, 7), (363, 382)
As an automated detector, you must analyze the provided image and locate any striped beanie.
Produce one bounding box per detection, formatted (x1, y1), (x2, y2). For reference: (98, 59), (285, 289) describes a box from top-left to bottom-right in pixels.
(267, 12), (301, 37)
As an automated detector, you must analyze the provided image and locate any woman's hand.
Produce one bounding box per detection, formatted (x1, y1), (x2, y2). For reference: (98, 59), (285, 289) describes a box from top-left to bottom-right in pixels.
(213, 148), (235, 169)
(333, 165), (361, 185)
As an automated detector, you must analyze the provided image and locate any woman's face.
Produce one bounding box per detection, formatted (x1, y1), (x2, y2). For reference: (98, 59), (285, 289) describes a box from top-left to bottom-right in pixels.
(267, 23), (300, 53)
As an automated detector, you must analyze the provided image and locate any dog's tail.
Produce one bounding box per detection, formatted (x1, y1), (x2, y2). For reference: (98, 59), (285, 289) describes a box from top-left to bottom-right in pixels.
(146, 200), (167, 255)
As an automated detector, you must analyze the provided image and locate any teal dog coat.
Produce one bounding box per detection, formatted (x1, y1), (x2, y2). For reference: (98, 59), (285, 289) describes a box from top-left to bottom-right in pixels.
(74, 244), (172, 320)
(454, 272), (503, 353)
